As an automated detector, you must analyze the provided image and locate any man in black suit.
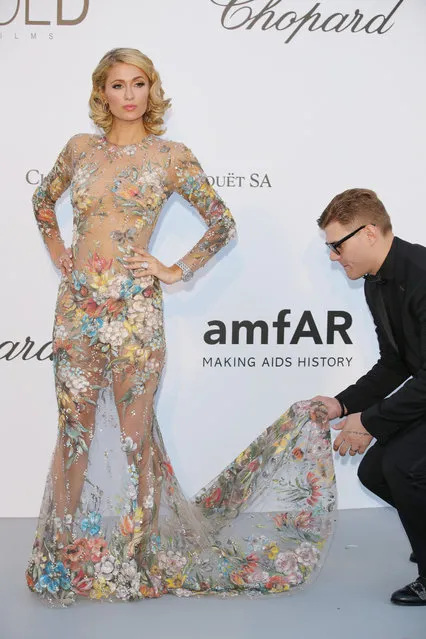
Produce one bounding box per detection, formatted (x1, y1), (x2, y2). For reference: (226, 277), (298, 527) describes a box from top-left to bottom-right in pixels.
(313, 188), (426, 605)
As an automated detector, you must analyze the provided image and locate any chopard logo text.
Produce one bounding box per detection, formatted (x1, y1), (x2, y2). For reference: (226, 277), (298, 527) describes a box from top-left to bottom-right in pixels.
(210, 0), (406, 44)
(0, 337), (52, 361)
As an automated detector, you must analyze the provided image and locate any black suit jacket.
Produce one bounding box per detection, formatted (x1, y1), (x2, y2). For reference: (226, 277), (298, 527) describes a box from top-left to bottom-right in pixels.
(336, 236), (426, 445)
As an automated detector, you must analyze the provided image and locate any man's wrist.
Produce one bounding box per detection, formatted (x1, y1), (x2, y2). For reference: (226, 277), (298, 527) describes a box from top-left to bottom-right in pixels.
(359, 412), (370, 432)
(335, 396), (347, 419)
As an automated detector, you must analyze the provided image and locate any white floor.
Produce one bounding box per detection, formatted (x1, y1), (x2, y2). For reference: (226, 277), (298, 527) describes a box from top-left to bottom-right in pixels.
(0, 508), (424, 639)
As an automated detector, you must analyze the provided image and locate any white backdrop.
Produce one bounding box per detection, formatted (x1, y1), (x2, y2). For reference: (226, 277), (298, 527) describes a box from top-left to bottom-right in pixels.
(1, 0), (425, 516)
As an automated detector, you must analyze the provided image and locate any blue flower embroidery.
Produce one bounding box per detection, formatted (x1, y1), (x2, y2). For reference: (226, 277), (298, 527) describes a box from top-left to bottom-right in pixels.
(81, 314), (103, 338)
(120, 279), (142, 299)
(81, 512), (102, 536)
(36, 561), (71, 594)
(72, 271), (87, 291)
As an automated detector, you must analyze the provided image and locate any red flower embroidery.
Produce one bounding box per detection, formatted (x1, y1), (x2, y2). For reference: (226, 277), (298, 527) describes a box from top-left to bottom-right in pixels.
(81, 298), (103, 317)
(62, 538), (90, 570)
(71, 569), (93, 596)
(306, 472), (322, 506)
(204, 487), (222, 509)
(294, 511), (314, 529)
(162, 461), (174, 477)
(37, 208), (55, 224)
(105, 298), (125, 316)
(247, 459), (260, 472)
(87, 253), (113, 274)
(273, 513), (288, 529)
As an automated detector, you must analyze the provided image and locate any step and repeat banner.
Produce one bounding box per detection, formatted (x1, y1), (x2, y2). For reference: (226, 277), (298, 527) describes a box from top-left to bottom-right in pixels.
(1, 0), (425, 516)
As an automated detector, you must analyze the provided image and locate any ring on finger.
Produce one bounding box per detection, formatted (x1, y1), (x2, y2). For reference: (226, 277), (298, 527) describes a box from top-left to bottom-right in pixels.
(140, 261), (149, 269)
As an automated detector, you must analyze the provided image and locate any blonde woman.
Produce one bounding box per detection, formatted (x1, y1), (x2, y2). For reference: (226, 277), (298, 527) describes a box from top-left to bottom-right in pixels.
(27, 48), (335, 605)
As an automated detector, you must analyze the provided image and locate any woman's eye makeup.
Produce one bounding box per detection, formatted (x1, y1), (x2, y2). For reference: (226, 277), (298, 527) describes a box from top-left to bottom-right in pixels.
(110, 81), (146, 89)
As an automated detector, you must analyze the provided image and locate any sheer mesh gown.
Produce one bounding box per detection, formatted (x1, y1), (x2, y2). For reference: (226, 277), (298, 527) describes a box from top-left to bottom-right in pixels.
(26, 133), (336, 605)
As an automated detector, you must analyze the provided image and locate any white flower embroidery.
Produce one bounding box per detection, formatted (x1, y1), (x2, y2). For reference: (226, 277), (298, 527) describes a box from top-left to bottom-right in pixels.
(98, 320), (129, 349)
(157, 550), (187, 576)
(275, 551), (298, 574)
(295, 542), (320, 568)
(121, 436), (137, 453)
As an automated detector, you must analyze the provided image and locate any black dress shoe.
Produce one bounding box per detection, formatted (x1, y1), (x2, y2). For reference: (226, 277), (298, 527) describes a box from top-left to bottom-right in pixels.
(410, 552), (418, 563)
(391, 578), (426, 605)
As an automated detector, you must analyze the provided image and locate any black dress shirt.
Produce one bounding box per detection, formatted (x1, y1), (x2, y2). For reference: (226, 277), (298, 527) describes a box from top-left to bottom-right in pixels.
(373, 239), (405, 356)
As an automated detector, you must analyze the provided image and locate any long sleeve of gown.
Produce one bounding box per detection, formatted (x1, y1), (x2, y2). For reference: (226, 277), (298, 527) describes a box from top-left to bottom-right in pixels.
(169, 143), (236, 272)
(32, 137), (75, 266)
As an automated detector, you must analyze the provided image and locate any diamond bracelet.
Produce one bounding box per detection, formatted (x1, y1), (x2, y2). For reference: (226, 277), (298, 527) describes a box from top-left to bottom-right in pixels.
(175, 260), (194, 282)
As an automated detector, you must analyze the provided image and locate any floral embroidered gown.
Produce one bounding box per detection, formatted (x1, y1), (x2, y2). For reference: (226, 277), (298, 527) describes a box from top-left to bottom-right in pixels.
(27, 133), (336, 605)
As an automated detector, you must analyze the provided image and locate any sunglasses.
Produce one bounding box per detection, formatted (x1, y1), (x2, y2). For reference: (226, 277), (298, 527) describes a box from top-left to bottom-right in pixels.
(325, 224), (373, 256)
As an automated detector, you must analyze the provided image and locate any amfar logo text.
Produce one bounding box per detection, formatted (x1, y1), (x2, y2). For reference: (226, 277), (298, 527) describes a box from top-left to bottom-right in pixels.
(204, 309), (352, 345)
(210, 0), (406, 44)
(0, 1), (89, 26)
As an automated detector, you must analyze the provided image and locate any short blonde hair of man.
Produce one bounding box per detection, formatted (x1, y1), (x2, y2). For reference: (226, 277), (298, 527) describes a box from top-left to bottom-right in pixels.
(317, 188), (392, 234)
(89, 48), (171, 136)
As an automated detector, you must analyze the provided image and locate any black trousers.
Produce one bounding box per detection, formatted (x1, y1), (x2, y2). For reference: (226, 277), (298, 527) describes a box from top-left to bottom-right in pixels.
(358, 419), (426, 578)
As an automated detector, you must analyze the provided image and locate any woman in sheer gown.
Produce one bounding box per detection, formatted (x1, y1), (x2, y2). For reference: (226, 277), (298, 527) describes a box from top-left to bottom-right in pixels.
(26, 48), (336, 605)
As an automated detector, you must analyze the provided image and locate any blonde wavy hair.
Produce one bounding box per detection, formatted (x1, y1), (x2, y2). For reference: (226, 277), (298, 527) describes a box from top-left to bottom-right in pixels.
(89, 48), (171, 135)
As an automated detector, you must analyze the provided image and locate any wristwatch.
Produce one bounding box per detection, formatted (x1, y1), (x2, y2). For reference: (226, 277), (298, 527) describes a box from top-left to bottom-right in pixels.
(175, 260), (194, 282)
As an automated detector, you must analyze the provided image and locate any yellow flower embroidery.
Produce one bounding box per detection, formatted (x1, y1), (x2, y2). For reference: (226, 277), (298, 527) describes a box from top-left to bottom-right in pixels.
(230, 572), (245, 586)
(268, 583), (290, 593)
(74, 308), (85, 322)
(265, 543), (279, 560)
(134, 507), (144, 530)
(58, 390), (74, 412)
(236, 449), (250, 466)
(273, 434), (291, 454)
(91, 272), (111, 291)
(165, 573), (186, 589)
(90, 577), (113, 600)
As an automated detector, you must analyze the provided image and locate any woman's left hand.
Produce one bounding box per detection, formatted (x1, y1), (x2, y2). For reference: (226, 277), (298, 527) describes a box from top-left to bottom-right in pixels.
(123, 247), (182, 285)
